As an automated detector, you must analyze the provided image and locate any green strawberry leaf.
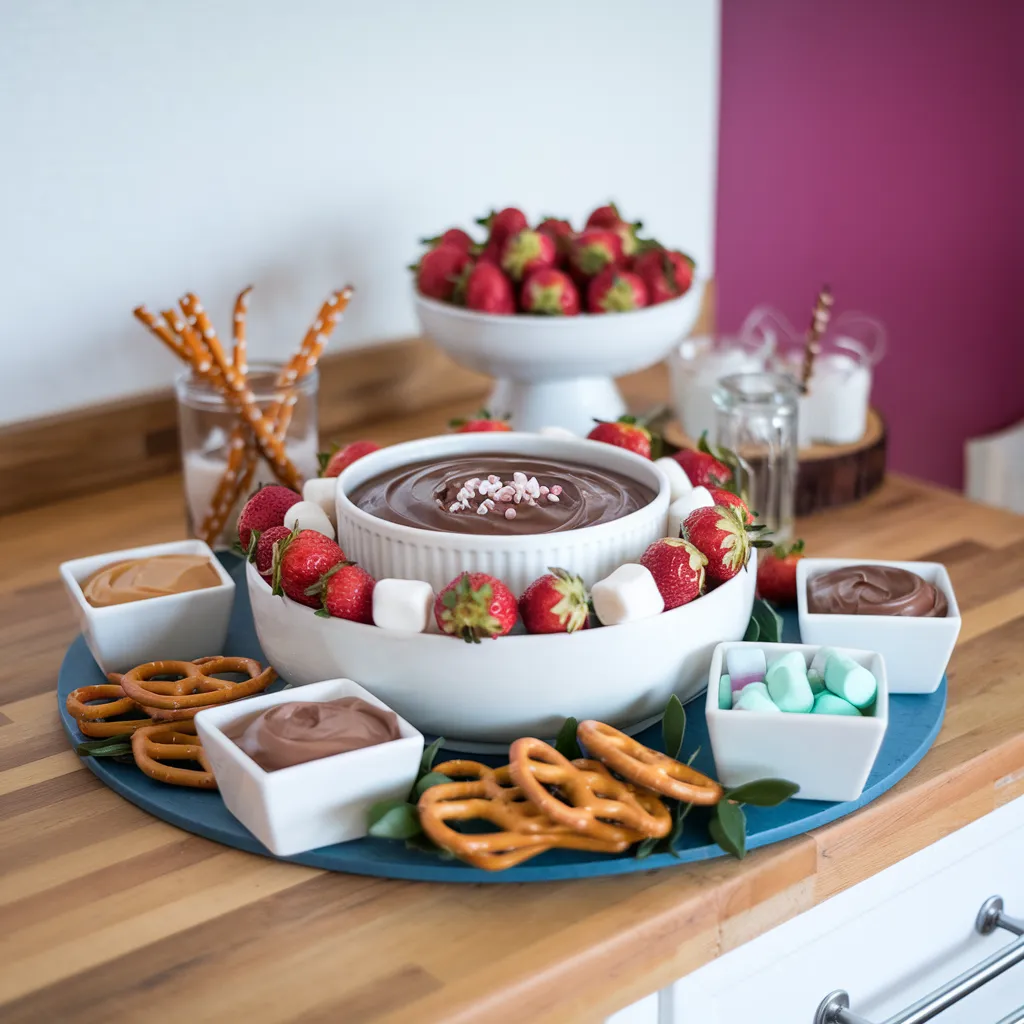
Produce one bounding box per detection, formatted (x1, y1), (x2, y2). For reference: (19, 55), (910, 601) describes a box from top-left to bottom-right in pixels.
(405, 833), (455, 860)
(724, 778), (800, 807)
(368, 800), (422, 840)
(743, 617), (761, 642)
(710, 801), (747, 859)
(554, 716), (582, 760)
(662, 694), (686, 760)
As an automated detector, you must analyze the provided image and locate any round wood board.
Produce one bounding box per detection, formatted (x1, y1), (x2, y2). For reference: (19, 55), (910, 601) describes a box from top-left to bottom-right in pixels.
(664, 408), (887, 516)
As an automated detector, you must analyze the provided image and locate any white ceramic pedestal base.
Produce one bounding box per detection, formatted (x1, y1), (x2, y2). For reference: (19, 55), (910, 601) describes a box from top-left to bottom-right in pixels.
(487, 376), (627, 435)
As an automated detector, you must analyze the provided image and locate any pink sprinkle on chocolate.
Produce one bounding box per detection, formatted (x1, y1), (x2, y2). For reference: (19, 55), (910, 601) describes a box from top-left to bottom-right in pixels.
(505, 508), (516, 520)
(550, 485), (563, 496)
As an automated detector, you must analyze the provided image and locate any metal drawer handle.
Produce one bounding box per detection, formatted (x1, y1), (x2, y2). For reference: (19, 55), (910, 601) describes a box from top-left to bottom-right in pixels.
(815, 896), (1024, 1024)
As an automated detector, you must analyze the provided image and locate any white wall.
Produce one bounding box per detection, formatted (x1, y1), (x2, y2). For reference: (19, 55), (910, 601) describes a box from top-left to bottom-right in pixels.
(0, 0), (719, 425)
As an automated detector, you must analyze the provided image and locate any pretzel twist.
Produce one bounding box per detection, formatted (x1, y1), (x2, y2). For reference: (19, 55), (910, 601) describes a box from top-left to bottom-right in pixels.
(66, 684), (155, 736)
(118, 657), (274, 714)
(418, 771), (630, 871)
(577, 721), (724, 806)
(508, 738), (672, 843)
(132, 721), (216, 789)
(232, 285), (252, 375)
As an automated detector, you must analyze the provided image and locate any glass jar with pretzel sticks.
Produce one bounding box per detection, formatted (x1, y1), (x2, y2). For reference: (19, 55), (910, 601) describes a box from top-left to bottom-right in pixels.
(175, 362), (319, 549)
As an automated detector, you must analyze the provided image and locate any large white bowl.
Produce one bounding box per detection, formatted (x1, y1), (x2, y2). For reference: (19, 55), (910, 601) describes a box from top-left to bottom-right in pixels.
(415, 282), (705, 434)
(247, 552), (756, 744)
(335, 432), (670, 596)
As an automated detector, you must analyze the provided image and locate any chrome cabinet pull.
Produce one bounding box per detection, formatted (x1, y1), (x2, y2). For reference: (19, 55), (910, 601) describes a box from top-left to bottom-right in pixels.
(815, 897), (1024, 1024)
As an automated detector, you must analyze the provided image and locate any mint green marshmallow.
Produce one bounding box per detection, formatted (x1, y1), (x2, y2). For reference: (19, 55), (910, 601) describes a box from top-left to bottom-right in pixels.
(734, 681), (781, 713)
(765, 653), (814, 713)
(808, 671), (826, 695)
(812, 692), (862, 716)
(719, 674), (732, 710)
(824, 654), (877, 708)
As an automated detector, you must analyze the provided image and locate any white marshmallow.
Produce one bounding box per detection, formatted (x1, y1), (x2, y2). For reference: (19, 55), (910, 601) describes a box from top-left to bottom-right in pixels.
(726, 646), (768, 690)
(537, 425), (578, 440)
(654, 457), (694, 502)
(283, 500), (335, 540)
(372, 578), (435, 633)
(591, 563), (664, 626)
(666, 486), (715, 538)
(302, 477), (338, 528)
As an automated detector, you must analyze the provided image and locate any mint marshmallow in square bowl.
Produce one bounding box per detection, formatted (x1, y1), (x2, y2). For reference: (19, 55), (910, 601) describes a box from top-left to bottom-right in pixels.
(705, 642), (888, 802)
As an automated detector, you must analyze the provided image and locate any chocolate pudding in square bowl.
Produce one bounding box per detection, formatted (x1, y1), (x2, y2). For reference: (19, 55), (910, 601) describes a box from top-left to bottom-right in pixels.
(247, 433), (755, 745)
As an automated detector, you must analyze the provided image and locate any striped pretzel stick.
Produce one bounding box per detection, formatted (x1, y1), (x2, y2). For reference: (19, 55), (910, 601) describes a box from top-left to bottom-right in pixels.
(179, 292), (302, 491)
(132, 307), (190, 364)
(197, 286), (355, 544)
(232, 285), (252, 375)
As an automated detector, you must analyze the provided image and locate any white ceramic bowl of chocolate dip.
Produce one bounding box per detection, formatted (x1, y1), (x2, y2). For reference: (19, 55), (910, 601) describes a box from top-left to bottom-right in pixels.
(245, 551), (756, 746)
(333, 432), (671, 597)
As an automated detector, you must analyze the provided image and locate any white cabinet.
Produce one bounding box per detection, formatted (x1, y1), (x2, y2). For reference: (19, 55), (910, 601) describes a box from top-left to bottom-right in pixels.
(667, 796), (1024, 1023)
(605, 992), (659, 1024)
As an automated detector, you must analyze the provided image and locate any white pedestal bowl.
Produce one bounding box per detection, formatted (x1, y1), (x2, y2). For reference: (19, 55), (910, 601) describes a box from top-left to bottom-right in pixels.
(414, 281), (706, 435)
(246, 552), (756, 746)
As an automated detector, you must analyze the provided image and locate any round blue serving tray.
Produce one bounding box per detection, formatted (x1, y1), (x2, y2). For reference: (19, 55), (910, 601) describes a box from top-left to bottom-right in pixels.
(58, 555), (946, 882)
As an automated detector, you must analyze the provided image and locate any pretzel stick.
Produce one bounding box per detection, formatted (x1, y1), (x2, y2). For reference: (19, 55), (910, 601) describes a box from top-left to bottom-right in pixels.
(197, 287), (354, 543)
(133, 307), (189, 363)
(232, 286), (252, 375)
(179, 293), (302, 491)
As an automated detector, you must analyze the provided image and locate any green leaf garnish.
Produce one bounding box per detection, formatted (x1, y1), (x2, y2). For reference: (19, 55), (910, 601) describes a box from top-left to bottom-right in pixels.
(634, 836), (659, 859)
(414, 771), (453, 799)
(725, 778), (800, 807)
(743, 617), (760, 641)
(420, 736), (445, 774)
(751, 598), (783, 643)
(554, 716), (582, 760)
(710, 800), (747, 859)
(662, 694), (686, 760)
(368, 800), (422, 840)
(75, 735), (135, 759)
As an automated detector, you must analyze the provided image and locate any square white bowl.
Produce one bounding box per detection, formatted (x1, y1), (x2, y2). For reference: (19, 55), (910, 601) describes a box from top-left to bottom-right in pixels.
(796, 558), (960, 694)
(194, 678), (424, 857)
(59, 539), (235, 674)
(705, 641), (889, 802)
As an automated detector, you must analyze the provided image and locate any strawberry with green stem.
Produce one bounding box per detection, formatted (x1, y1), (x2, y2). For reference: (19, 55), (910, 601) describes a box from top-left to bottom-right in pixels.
(633, 246), (695, 303)
(271, 527), (347, 608)
(585, 202), (643, 258)
(586, 414), (653, 459)
(518, 567), (589, 634)
(307, 561), (376, 623)
(756, 539), (806, 606)
(520, 268), (580, 316)
(587, 267), (648, 313)
(499, 229), (557, 283)
(434, 572), (518, 642)
(683, 504), (772, 585)
(419, 228), (474, 253)
(449, 409), (512, 433)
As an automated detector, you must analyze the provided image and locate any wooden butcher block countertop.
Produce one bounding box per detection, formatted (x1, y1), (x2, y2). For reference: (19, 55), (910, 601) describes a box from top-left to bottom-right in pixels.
(2, 391), (1023, 1024)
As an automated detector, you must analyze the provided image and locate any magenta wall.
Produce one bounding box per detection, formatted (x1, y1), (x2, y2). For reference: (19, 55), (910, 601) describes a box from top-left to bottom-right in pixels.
(716, 0), (1024, 489)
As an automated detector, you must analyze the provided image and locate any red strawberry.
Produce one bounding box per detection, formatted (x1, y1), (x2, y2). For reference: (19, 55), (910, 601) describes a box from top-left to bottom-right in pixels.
(587, 267), (648, 313)
(569, 229), (624, 279)
(415, 244), (472, 302)
(536, 217), (574, 261)
(420, 228), (474, 253)
(520, 268), (580, 316)
(709, 487), (752, 524)
(477, 207), (528, 249)
(672, 448), (732, 489)
(499, 229), (557, 282)
(756, 540), (806, 606)
(434, 572), (518, 642)
(237, 485), (301, 550)
(449, 408), (512, 433)
(639, 537), (707, 610)
(477, 237), (502, 265)
(633, 248), (695, 304)
(457, 261), (516, 314)
(321, 440), (382, 478)
(586, 415), (652, 459)
(272, 528), (346, 608)
(682, 505), (752, 585)
(585, 203), (642, 257)
(518, 568), (589, 634)
(253, 524), (292, 578)
(309, 561), (376, 623)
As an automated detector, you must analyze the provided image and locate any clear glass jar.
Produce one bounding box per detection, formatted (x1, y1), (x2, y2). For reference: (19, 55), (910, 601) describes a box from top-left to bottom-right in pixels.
(174, 361), (320, 549)
(713, 372), (799, 542)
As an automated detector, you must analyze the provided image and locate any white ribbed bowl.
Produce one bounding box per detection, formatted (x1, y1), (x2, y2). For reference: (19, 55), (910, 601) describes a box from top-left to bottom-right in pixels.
(334, 433), (670, 596)
(247, 553), (756, 744)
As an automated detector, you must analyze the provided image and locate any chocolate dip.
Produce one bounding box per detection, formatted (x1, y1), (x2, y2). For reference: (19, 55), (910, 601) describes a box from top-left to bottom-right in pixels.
(347, 455), (656, 536)
(82, 554), (222, 608)
(234, 697), (400, 771)
(807, 564), (948, 618)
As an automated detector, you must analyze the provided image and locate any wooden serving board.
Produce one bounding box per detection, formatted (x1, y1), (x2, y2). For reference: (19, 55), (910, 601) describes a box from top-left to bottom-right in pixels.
(664, 408), (887, 516)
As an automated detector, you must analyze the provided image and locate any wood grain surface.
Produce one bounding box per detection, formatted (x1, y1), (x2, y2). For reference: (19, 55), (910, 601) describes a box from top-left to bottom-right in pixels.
(2, 380), (1023, 1023)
